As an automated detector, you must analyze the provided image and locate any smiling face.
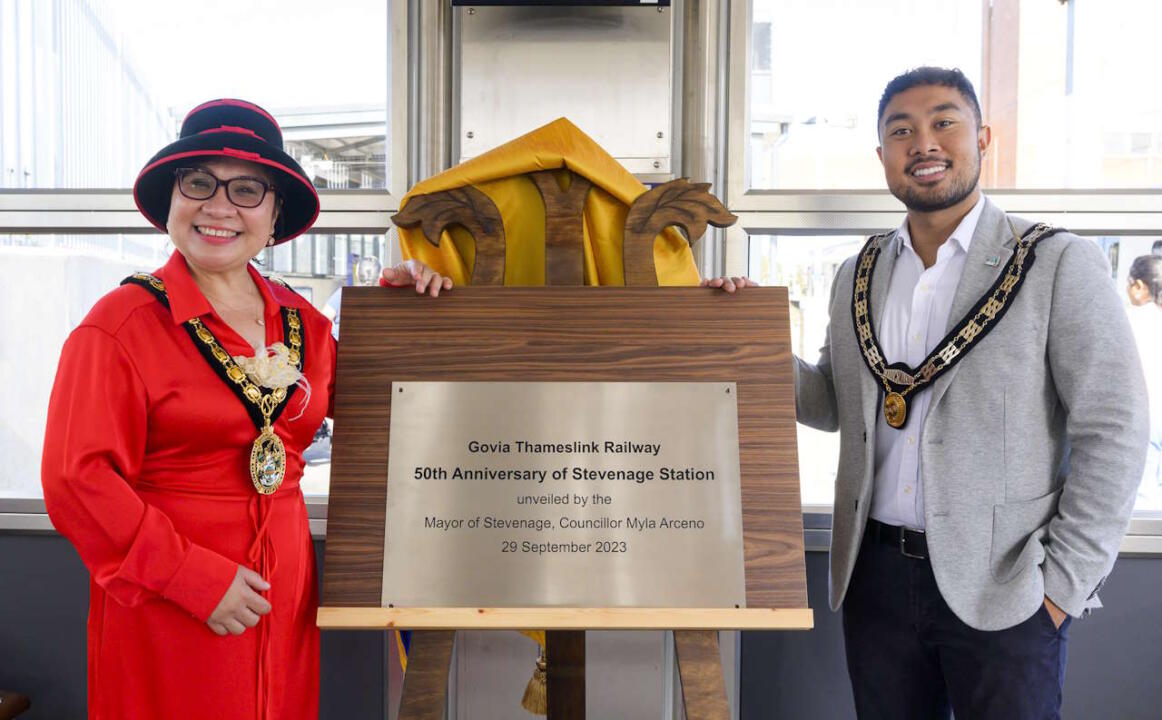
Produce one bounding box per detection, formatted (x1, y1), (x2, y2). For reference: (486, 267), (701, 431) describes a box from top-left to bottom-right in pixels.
(877, 84), (990, 214)
(165, 157), (280, 277)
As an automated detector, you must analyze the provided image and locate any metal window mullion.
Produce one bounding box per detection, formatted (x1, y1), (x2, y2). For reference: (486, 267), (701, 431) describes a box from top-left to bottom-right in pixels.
(723, 0), (751, 209)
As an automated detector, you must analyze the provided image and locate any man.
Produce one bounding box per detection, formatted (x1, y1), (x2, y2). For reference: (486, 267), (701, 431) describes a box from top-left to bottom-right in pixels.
(713, 67), (1148, 718)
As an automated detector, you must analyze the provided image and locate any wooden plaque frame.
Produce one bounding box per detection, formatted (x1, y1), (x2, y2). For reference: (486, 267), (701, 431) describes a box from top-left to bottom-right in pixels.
(320, 286), (811, 626)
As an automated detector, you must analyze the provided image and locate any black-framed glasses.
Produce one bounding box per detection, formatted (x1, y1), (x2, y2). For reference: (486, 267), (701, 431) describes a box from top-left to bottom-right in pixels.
(174, 167), (275, 208)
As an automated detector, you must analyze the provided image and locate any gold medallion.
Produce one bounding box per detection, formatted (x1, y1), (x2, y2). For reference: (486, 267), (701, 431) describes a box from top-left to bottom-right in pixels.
(250, 425), (287, 495)
(883, 392), (907, 429)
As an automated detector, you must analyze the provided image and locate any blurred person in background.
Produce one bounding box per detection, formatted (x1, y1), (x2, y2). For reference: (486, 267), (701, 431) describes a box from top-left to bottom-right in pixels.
(1127, 254), (1162, 507)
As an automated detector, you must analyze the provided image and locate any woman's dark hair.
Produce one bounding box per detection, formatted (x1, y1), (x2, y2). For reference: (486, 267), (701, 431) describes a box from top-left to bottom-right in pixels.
(1129, 254), (1162, 307)
(878, 67), (983, 131)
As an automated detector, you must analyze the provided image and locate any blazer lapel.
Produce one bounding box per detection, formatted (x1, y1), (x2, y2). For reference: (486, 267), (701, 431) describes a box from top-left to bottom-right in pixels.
(926, 198), (1016, 414)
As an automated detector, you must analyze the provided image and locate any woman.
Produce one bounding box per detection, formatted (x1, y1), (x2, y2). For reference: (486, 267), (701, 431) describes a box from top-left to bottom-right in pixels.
(1127, 254), (1162, 507)
(41, 99), (449, 719)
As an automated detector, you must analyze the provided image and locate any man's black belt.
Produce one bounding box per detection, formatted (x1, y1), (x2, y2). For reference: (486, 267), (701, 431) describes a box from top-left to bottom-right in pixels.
(866, 518), (928, 560)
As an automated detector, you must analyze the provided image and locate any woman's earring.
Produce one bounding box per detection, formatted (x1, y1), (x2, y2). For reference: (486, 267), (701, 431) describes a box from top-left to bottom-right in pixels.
(267, 235), (276, 247)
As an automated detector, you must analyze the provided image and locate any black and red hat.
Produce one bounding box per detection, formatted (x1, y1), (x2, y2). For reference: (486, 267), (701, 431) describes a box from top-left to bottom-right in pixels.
(133, 99), (320, 243)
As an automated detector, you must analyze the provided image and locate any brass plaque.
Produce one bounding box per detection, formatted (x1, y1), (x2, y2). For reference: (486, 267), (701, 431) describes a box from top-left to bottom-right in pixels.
(382, 381), (746, 608)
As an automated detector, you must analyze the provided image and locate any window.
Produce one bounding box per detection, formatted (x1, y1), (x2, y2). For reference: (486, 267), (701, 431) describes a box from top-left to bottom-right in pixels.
(748, 0), (981, 190)
(0, 231), (390, 499)
(0, 0), (389, 190)
(748, 231), (1162, 513)
(748, 233), (861, 505)
(1, 232), (165, 498)
(746, 0), (1162, 191)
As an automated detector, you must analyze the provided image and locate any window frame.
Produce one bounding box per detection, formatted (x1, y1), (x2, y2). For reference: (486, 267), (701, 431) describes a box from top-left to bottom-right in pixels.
(2, 0), (1161, 553)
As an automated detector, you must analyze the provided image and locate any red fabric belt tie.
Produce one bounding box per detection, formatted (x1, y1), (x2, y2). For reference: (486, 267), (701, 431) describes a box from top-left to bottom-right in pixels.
(248, 494), (279, 720)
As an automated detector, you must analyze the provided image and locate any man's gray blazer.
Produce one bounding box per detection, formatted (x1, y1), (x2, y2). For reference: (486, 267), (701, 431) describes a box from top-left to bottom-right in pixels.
(794, 197), (1149, 631)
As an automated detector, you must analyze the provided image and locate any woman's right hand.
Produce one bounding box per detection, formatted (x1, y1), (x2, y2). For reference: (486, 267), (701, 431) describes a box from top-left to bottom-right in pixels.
(207, 565), (272, 636)
(700, 275), (760, 293)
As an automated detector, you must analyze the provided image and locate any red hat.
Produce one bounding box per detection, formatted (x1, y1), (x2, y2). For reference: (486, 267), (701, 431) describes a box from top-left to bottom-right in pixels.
(133, 99), (319, 243)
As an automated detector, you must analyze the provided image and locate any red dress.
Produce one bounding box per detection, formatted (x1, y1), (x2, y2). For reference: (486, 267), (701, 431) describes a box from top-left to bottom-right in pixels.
(42, 251), (335, 720)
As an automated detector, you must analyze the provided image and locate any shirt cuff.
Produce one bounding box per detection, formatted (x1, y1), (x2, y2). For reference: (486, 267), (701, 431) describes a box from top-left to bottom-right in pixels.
(161, 544), (239, 623)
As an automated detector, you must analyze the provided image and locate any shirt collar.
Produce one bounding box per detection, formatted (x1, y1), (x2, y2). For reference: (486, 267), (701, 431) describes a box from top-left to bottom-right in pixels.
(895, 194), (986, 258)
(156, 251), (310, 325)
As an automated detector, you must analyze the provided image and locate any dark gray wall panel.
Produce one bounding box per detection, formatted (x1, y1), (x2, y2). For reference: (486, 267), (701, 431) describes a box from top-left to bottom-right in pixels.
(3, 533), (1159, 719)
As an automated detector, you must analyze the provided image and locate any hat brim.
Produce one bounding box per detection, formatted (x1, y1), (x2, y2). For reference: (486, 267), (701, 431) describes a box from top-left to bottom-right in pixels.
(133, 132), (320, 243)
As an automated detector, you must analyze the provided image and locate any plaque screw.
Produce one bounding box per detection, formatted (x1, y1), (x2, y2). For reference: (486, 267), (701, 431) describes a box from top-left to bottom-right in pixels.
(652, 161), (661, 169)
(467, 7), (476, 15)
(726, 387), (731, 394)
(657, 131), (664, 139)
(398, 387), (404, 393)
(466, 131), (475, 139)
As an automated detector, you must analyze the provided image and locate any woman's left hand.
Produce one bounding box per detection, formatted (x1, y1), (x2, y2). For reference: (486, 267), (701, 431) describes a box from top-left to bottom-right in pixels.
(381, 259), (453, 297)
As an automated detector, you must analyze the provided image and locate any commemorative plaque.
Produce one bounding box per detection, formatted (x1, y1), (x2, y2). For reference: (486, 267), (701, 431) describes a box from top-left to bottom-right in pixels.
(382, 381), (746, 608)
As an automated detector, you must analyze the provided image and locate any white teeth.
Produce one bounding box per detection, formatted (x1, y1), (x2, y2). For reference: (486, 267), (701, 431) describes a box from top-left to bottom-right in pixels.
(197, 226), (239, 238)
(913, 165), (946, 177)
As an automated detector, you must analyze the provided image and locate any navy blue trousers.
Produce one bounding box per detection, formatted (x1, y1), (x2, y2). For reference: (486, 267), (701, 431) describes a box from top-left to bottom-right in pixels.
(842, 534), (1071, 720)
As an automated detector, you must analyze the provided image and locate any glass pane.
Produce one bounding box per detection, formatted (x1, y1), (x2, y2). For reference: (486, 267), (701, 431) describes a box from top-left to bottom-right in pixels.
(748, 0), (1162, 190)
(995, 2), (1162, 188)
(272, 242), (293, 274)
(315, 235), (332, 276)
(749, 0), (982, 189)
(1105, 237), (1162, 513)
(1, 233), (344, 499)
(749, 233), (866, 505)
(0, 0), (388, 189)
(334, 235), (350, 282)
(749, 233), (1162, 515)
(293, 236), (313, 275)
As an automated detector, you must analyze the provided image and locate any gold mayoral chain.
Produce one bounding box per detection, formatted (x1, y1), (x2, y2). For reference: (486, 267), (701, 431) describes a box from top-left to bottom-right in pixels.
(851, 222), (1060, 429)
(121, 273), (304, 494)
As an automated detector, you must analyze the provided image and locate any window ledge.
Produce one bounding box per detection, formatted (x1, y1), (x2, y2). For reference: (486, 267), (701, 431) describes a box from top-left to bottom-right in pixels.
(4, 498), (1161, 555)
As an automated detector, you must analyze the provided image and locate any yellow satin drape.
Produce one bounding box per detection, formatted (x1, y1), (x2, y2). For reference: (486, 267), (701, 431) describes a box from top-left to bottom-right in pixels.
(397, 118), (700, 287)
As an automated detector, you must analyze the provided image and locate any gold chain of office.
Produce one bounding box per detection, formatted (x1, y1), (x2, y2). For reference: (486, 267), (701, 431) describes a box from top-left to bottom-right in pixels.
(123, 272), (303, 494)
(852, 222), (1059, 429)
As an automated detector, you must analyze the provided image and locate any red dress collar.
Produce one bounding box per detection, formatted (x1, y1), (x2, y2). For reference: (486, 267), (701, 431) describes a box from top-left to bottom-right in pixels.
(155, 251), (310, 325)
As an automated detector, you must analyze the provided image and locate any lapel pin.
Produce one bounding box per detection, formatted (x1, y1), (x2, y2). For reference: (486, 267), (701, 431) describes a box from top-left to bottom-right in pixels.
(985, 255), (1001, 267)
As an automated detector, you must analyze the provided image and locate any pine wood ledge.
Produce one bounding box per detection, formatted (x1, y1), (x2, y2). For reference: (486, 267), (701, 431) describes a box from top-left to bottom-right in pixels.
(317, 607), (813, 630)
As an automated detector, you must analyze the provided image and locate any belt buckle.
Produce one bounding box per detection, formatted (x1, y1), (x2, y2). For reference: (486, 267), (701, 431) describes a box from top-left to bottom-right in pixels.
(899, 529), (926, 560)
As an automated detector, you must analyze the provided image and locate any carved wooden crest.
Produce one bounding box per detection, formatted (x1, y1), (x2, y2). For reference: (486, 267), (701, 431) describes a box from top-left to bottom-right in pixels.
(392, 175), (736, 286)
(623, 179), (737, 286)
(391, 186), (506, 285)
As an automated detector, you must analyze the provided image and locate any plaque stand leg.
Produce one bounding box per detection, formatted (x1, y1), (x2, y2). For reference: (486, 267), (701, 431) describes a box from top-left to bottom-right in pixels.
(395, 629), (728, 718)
(398, 630), (456, 720)
(546, 630), (586, 719)
(674, 630), (731, 720)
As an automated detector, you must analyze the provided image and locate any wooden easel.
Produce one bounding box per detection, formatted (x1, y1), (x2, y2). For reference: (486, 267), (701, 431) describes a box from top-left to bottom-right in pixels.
(318, 174), (813, 718)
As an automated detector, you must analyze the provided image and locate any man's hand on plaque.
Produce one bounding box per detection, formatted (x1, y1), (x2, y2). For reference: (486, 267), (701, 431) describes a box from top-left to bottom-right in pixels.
(381, 259), (454, 297)
(701, 276), (759, 294)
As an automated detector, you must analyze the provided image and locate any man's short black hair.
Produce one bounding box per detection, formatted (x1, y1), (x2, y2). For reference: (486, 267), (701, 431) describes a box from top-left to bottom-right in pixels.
(877, 67), (983, 131)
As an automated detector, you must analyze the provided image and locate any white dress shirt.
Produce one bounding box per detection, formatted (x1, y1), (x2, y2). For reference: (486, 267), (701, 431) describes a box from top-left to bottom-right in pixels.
(870, 196), (986, 530)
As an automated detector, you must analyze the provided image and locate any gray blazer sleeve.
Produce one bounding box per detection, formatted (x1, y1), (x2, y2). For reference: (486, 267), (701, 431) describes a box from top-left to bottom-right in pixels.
(793, 258), (850, 432)
(1042, 238), (1149, 617)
